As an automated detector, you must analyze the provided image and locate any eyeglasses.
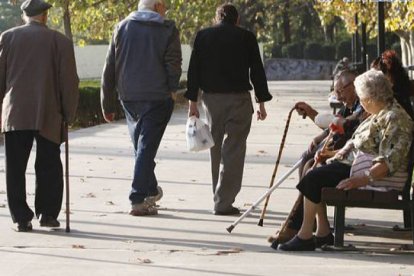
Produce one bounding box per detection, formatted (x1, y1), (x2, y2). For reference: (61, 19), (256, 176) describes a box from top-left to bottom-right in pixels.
(335, 81), (354, 96)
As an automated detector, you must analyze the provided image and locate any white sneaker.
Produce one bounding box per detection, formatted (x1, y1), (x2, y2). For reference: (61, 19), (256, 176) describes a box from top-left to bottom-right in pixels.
(145, 186), (163, 206)
(129, 199), (158, 216)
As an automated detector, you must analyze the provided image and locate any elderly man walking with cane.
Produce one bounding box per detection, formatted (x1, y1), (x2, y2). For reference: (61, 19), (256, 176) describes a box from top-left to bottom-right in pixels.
(0, 0), (79, 232)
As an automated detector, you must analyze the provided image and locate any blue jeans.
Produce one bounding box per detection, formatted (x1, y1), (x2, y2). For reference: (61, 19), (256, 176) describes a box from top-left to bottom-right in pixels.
(121, 98), (174, 204)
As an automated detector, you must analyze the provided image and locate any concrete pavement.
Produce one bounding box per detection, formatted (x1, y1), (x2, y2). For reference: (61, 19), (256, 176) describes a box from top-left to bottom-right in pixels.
(0, 81), (413, 276)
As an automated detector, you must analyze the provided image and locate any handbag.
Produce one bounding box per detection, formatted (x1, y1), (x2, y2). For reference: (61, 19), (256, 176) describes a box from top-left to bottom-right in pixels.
(350, 150), (407, 191)
(186, 116), (215, 152)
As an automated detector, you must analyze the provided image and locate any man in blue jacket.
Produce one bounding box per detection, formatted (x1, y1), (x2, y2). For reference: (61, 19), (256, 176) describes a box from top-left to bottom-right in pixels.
(101, 0), (182, 216)
(185, 3), (272, 215)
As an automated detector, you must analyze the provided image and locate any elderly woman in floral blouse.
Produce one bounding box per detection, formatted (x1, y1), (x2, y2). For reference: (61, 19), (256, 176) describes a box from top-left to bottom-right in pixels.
(278, 69), (414, 251)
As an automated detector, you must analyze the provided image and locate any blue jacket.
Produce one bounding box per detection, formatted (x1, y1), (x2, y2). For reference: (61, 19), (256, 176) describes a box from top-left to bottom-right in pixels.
(101, 11), (182, 113)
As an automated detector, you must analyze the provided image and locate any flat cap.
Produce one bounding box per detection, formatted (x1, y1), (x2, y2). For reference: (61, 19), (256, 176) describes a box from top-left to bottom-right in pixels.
(21, 0), (52, 17)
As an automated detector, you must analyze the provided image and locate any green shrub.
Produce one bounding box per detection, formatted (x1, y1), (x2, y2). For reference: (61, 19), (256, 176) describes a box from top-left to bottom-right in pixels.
(282, 42), (304, 59)
(271, 44), (283, 58)
(304, 42), (323, 60)
(72, 85), (124, 128)
(336, 40), (351, 60)
(322, 44), (336, 61)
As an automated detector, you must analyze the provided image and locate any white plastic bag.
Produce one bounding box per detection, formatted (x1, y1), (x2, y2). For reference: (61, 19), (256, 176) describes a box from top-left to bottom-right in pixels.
(186, 116), (215, 152)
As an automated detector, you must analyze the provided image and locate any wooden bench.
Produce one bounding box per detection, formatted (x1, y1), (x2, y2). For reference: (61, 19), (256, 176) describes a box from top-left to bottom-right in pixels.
(321, 142), (414, 248)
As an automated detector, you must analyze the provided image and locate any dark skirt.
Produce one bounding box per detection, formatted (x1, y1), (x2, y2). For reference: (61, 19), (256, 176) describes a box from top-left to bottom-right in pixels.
(296, 161), (351, 204)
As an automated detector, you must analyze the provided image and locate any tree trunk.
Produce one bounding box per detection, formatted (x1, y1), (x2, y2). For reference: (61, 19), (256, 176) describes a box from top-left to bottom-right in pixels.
(282, 0), (290, 44)
(409, 30), (414, 78)
(62, 0), (73, 41)
(324, 23), (335, 43)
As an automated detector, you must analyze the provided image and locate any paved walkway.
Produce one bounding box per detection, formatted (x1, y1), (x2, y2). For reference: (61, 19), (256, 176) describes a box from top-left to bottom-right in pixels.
(0, 81), (413, 276)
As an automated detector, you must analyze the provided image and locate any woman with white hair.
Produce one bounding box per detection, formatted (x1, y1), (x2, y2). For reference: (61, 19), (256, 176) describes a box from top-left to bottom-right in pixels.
(278, 69), (413, 251)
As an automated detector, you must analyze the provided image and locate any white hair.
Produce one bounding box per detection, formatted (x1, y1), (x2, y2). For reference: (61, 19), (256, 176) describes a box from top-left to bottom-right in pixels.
(138, 0), (164, 11)
(22, 11), (47, 24)
(354, 69), (393, 103)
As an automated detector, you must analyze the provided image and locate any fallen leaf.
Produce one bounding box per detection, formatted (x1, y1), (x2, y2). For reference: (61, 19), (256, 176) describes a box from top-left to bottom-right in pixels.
(82, 193), (96, 198)
(72, 245), (85, 249)
(125, 240), (136, 244)
(243, 203), (252, 207)
(106, 201), (115, 205)
(258, 150), (266, 154)
(215, 248), (243, 255)
(135, 258), (152, 264)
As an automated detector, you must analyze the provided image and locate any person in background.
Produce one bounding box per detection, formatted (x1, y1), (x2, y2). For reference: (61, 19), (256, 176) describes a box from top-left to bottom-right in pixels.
(185, 3), (272, 215)
(0, 0), (79, 232)
(101, 0), (182, 216)
(371, 49), (414, 119)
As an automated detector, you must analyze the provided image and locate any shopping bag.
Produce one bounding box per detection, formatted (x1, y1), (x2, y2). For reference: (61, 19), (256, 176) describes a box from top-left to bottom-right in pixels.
(186, 116), (215, 152)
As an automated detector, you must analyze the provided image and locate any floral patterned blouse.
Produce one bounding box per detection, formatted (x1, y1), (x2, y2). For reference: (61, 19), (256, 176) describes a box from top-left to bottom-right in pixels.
(352, 100), (414, 175)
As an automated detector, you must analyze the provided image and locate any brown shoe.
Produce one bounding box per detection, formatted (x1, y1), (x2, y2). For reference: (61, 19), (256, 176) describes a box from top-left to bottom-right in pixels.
(267, 227), (298, 243)
(129, 199), (158, 216)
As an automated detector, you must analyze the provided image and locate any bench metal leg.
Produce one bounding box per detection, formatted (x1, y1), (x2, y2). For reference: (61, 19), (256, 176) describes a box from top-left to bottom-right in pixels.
(404, 208), (412, 229)
(411, 203), (414, 245)
(334, 206), (345, 247)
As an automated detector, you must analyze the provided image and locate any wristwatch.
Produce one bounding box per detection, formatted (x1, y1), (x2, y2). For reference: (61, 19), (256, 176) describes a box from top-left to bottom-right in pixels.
(364, 170), (374, 183)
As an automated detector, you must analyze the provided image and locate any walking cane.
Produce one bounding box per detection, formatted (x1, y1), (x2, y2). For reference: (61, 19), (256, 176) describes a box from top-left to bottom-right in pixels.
(269, 130), (335, 242)
(257, 107), (296, 227)
(226, 159), (302, 233)
(64, 122), (70, 233)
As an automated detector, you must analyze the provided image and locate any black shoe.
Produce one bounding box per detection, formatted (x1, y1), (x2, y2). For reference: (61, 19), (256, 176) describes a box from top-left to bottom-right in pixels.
(39, 215), (60, 228)
(213, 207), (240, 216)
(315, 233), (334, 248)
(16, 221), (33, 232)
(278, 235), (316, 251)
(270, 239), (280, 250)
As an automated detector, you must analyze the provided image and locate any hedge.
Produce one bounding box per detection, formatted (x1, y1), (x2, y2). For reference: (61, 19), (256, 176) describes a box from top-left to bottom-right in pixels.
(72, 85), (124, 128)
(304, 42), (324, 60)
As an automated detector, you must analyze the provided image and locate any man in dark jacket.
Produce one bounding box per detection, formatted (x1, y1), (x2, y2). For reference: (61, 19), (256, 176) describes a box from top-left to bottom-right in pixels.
(185, 3), (272, 215)
(101, 0), (182, 216)
(0, 0), (79, 231)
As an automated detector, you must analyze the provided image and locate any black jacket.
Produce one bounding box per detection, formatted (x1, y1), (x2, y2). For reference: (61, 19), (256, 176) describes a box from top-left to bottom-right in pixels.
(185, 23), (272, 103)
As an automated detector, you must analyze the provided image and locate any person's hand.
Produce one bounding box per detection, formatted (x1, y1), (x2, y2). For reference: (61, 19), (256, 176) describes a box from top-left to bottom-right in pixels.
(336, 176), (368, 190)
(104, 113), (115, 123)
(314, 147), (334, 164)
(308, 139), (318, 152)
(188, 101), (199, 118)
(294, 102), (318, 121)
(257, 102), (267, 121)
(171, 92), (177, 101)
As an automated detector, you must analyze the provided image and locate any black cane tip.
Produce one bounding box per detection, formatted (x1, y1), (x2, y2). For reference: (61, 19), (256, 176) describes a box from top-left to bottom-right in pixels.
(226, 225), (234, 233)
(65, 226), (70, 233)
(257, 219), (264, 227)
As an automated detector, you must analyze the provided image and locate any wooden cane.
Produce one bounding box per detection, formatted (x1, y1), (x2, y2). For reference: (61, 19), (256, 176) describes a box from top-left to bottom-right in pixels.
(269, 130), (335, 241)
(64, 122), (70, 233)
(257, 107), (296, 227)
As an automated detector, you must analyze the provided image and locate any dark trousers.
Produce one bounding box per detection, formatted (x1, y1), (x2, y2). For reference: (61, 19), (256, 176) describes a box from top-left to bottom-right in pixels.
(122, 98), (174, 204)
(5, 131), (63, 223)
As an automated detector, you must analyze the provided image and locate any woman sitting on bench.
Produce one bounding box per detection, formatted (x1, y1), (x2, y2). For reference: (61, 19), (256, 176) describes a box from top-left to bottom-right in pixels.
(278, 69), (414, 251)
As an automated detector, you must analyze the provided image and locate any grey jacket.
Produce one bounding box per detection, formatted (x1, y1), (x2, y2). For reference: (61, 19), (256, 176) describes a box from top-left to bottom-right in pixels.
(0, 22), (79, 144)
(101, 11), (182, 114)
